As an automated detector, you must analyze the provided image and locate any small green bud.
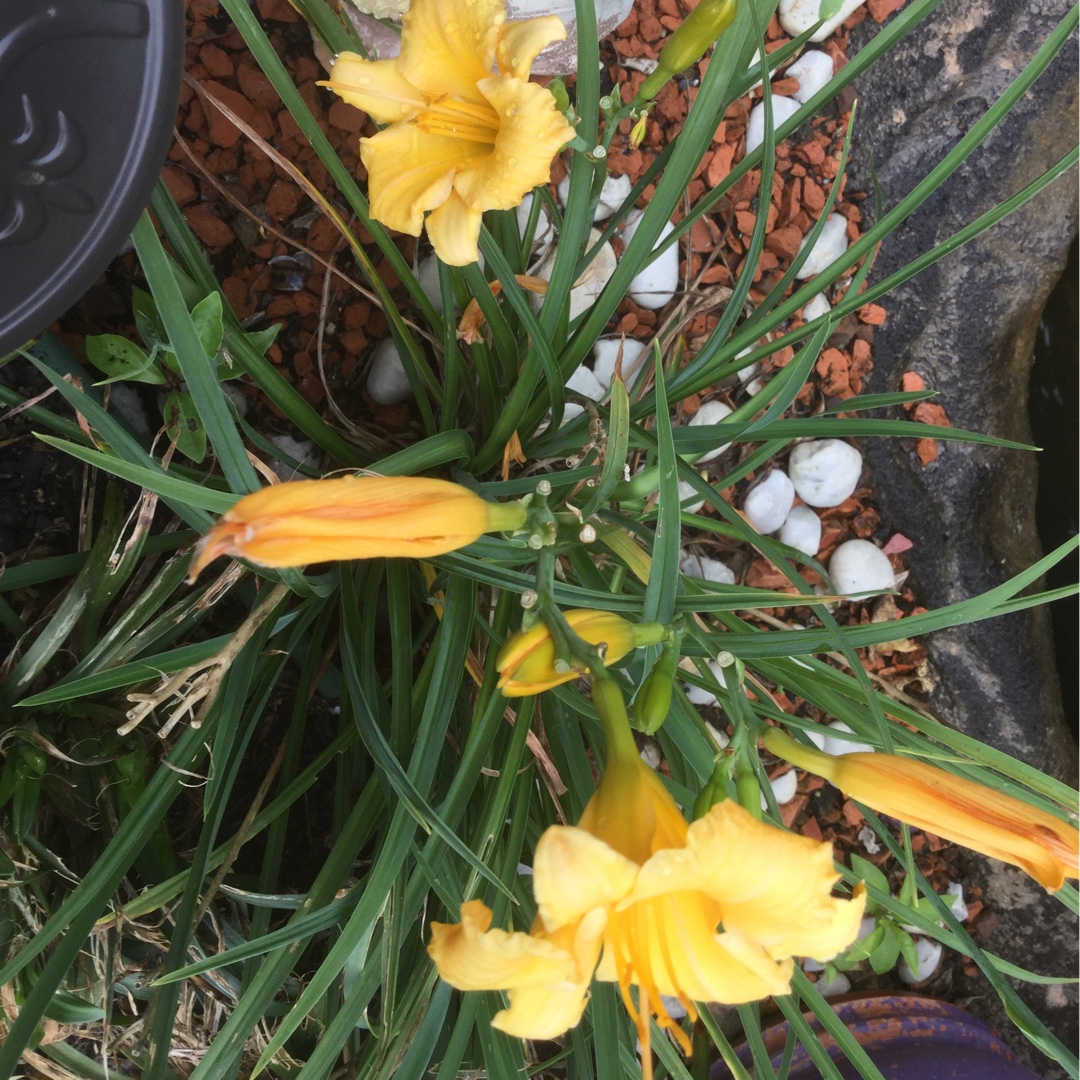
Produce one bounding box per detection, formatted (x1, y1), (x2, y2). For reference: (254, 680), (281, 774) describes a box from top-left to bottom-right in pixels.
(548, 77), (570, 114)
(632, 632), (682, 735)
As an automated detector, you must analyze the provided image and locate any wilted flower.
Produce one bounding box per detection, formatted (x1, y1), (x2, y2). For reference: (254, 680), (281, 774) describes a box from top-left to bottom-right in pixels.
(496, 609), (666, 696)
(188, 475), (525, 580)
(763, 727), (1080, 891)
(429, 680), (865, 1051)
(322, 0), (574, 265)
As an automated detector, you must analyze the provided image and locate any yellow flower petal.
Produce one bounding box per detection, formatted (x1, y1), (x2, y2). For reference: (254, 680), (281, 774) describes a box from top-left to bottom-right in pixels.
(532, 826), (638, 932)
(425, 190), (485, 266)
(491, 909), (607, 1039)
(632, 800), (865, 960)
(763, 728), (1080, 892)
(427, 900), (573, 991)
(320, 53), (424, 125)
(495, 15), (567, 79)
(397, 0), (503, 105)
(602, 892), (795, 1006)
(188, 476), (520, 576)
(455, 76), (573, 212)
(360, 125), (480, 237)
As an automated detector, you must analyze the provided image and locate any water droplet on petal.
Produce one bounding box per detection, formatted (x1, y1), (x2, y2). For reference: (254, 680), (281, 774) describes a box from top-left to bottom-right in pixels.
(507, 156), (518, 166)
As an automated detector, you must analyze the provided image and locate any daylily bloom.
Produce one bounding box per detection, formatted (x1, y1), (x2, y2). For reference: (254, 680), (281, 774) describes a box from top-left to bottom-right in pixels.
(322, 0), (574, 265)
(496, 610), (666, 696)
(429, 678), (865, 1054)
(763, 727), (1080, 892)
(188, 475), (525, 580)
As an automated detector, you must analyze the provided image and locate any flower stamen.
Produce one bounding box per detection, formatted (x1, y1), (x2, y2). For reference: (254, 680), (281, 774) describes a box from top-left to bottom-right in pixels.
(415, 96), (501, 143)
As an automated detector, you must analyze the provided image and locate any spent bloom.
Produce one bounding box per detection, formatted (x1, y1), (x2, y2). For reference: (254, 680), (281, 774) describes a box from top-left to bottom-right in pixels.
(429, 677), (865, 1052)
(188, 475), (524, 580)
(496, 609), (666, 696)
(322, 0), (574, 265)
(763, 727), (1080, 891)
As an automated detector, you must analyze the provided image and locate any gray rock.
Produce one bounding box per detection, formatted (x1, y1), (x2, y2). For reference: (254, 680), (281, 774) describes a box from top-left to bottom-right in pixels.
(848, 1), (1078, 1068)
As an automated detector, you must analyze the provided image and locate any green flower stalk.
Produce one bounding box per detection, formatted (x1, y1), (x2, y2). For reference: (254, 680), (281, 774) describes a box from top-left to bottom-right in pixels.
(633, 0), (738, 105)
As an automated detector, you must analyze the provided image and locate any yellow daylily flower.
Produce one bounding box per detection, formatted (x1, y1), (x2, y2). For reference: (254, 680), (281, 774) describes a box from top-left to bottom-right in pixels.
(495, 610), (666, 696)
(188, 475), (525, 580)
(321, 0), (574, 265)
(763, 728), (1080, 891)
(429, 690), (865, 1054)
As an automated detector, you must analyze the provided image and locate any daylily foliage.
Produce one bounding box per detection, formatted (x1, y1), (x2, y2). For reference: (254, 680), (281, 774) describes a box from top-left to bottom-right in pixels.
(322, 0), (574, 265)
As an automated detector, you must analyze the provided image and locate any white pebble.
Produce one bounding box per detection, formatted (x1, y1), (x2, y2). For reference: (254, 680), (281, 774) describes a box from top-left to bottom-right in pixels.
(678, 478), (706, 515)
(779, 503), (822, 556)
(858, 825), (882, 853)
(639, 740), (662, 770)
(621, 210), (679, 310)
(566, 363), (605, 402)
(560, 172), (634, 221)
(534, 228), (617, 321)
(946, 882), (969, 922)
(801, 292), (832, 322)
(820, 720), (875, 756)
(222, 381), (250, 418)
(743, 469), (795, 535)
(689, 399), (734, 463)
(680, 551), (736, 584)
(829, 540), (895, 598)
(745, 95), (801, 156)
(779, 0), (867, 42)
(269, 434), (316, 480)
(806, 727), (827, 750)
(684, 659), (728, 706)
(109, 383), (151, 435)
(707, 723), (731, 750)
(770, 769), (798, 804)
(817, 970), (851, 998)
(788, 438), (863, 507)
(516, 194), (554, 258)
(592, 337), (648, 390)
(367, 338), (412, 404)
(802, 957), (826, 973)
(898, 938), (943, 984)
(787, 50), (835, 103)
(416, 255), (444, 314)
(796, 214), (849, 279)
(858, 916), (877, 941)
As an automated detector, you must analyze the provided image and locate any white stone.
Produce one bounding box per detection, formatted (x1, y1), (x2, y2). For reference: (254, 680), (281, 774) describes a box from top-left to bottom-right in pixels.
(770, 769), (798, 804)
(779, 0), (868, 43)
(269, 434), (316, 480)
(745, 95), (801, 156)
(621, 210), (680, 310)
(566, 363), (605, 402)
(109, 383), (151, 436)
(684, 659), (728, 706)
(898, 938), (943, 985)
(688, 399), (734, 463)
(743, 469), (795, 535)
(416, 255), (444, 315)
(829, 540), (895, 598)
(801, 292), (832, 322)
(858, 916), (877, 941)
(367, 338), (412, 404)
(787, 50), (835, 104)
(789, 438), (863, 507)
(592, 337), (648, 391)
(639, 740), (662, 770)
(535, 228), (617, 321)
(821, 720), (875, 756)
(707, 723), (731, 750)
(806, 727), (827, 750)
(558, 171), (633, 221)
(946, 882), (969, 922)
(680, 551), (736, 584)
(802, 957), (826, 973)
(678, 479), (706, 515)
(858, 825), (882, 854)
(779, 503), (822, 556)
(222, 381), (250, 418)
(796, 213), (849, 279)
(516, 194), (554, 259)
(817, 970), (851, 998)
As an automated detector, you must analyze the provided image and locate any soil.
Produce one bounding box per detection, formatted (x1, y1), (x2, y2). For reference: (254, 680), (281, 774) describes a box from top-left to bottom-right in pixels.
(1, 0), (1021, 1057)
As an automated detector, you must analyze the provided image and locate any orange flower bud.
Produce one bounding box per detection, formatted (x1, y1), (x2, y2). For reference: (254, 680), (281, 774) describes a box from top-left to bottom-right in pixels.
(763, 728), (1080, 891)
(496, 610), (665, 697)
(188, 476), (525, 580)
